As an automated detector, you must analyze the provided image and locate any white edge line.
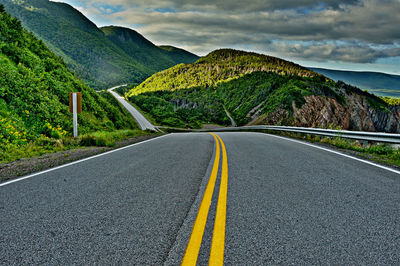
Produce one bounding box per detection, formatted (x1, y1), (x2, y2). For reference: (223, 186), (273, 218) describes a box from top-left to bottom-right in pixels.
(264, 133), (400, 175)
(0, 134), (170, 188)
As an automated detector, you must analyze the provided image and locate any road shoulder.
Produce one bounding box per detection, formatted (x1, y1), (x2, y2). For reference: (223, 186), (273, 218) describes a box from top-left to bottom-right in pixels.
(0, 134), (162, 183)
(263, 132), (400, 174)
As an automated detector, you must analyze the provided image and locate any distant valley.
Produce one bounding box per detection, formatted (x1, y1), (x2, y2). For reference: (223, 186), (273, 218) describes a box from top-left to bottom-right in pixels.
(311, 68), (400, 98)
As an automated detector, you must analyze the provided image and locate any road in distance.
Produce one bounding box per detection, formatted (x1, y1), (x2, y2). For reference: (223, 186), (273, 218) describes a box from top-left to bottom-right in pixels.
(108, 85), (158, 131)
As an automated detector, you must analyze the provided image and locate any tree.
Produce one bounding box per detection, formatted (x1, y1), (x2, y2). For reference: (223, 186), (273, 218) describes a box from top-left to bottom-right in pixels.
(0, 4), (5, 13)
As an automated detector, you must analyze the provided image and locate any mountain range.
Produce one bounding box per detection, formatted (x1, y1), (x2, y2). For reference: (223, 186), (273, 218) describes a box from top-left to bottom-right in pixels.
(0, 0), (198, 89)
(311, 68), (400, 98)
(127, 49), (400, 132)
(1, 0), (400, 134)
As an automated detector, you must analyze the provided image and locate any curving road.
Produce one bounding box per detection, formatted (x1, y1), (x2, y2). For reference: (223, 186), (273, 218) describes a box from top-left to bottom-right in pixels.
(108, 85), (158, 131)
(1, 133), (399, 265)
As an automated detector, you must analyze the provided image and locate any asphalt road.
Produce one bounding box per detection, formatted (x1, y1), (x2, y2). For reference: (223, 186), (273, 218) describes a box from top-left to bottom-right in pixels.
(108, 85), (158, 131)
(1, 133), (399, 265)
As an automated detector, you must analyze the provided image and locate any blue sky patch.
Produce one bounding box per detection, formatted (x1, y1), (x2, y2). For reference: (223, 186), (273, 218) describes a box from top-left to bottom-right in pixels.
(93, 3), (124, 15)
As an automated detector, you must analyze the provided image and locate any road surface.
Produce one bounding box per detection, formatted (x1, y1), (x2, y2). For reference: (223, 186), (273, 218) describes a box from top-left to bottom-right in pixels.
(108, 85), (158, 131)
(1, 133), (399, 265)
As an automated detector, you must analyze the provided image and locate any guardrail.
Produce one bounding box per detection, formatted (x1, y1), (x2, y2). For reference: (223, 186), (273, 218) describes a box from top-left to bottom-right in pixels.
(200, 125), (400, 144)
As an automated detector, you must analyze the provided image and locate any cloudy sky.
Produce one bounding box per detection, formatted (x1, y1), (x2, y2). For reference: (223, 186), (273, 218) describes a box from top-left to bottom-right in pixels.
(55, 0), (400, 74)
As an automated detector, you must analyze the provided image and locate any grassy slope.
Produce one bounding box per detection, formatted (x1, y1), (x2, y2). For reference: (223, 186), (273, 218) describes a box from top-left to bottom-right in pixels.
(0, 7), (139, 161)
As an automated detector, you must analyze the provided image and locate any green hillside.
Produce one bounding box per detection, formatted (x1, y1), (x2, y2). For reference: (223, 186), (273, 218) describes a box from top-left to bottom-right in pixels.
(0, 0), (198, 89)
(128, 49), (321, 96)
(127, 49), (391, 130)
(128, 71), (338, 128)
(0, 7), (136, 155)
(101, 26), (199, 72)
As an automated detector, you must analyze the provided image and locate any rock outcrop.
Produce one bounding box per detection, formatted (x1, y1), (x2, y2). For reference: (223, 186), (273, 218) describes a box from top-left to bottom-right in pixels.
(254, 92), (400, 133)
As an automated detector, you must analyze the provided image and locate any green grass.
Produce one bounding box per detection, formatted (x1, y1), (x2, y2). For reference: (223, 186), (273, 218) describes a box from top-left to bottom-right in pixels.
(80, 129), (149, 147)
(0, 129), (155, 164)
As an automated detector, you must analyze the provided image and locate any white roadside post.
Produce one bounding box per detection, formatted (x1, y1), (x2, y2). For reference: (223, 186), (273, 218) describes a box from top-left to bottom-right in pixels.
(73, 93), (78, 137)
(69, 92), (82, 138)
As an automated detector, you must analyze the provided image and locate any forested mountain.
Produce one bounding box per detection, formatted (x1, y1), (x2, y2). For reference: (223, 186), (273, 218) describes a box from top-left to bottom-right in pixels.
(127, 49), (400, 132)
(101, 26), (199, 72)
(129, 49), (321, 95)
(310, 68), (400, 97)
(0, 0), (198, 89)
(0, 6), (136, 150)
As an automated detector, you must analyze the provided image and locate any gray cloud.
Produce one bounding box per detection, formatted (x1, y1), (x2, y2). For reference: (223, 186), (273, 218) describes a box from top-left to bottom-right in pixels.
(109, 0), (400, 44)
(139, 0), (362, 12)
(68, 0), (400, 64)
(267, 42), (400, 63)
(69, 0), (362, 12)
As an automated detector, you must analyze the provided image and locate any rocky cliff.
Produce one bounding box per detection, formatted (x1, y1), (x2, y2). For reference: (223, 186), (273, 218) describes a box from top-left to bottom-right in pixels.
(254, 82), (400, 133)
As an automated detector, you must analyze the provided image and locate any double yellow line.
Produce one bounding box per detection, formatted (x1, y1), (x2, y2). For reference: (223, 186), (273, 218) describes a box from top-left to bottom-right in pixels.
(182, 133), (229, 266)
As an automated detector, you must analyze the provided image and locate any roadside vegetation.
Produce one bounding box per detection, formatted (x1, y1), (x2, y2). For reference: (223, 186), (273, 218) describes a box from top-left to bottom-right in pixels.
(0, 129), (154, 164)
(0, 7), (153, 164)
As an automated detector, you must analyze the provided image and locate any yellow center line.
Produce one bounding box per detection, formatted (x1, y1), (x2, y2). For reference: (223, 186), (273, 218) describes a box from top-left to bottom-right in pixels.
(209, 134), (228, 266)
(182, 133), (221, 266)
